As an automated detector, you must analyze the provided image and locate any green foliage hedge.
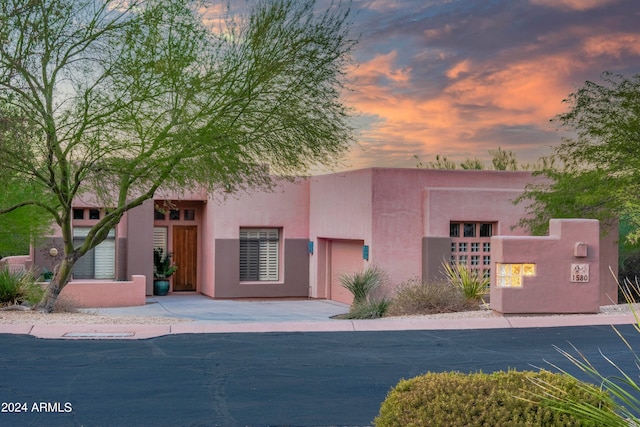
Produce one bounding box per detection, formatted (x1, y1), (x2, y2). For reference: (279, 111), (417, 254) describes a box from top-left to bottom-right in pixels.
(374, 370), (615, 427)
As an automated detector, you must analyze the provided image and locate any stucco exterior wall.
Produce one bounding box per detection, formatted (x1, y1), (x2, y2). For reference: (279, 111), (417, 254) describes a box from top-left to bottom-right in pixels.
(126, 201), (154, 294)
(490, 219), (601, 314)
(308, 170), (373, 297)
(209, 179), (310, 298)
(306, 168), (534, 294)
(58, 275), (146, 308)
(23, 167), (621, 310)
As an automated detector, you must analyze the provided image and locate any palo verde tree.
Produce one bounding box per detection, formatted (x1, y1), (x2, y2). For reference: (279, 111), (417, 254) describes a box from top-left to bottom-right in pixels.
(516, 72), (640, 238)
(0, 0), (356, 312)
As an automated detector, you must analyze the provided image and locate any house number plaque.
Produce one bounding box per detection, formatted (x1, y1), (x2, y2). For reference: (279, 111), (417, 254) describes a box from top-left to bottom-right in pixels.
(570, 264), (589, 283)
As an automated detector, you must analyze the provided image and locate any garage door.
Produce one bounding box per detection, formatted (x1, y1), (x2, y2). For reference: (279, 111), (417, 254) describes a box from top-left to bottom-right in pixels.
(329, 240), (365, 304)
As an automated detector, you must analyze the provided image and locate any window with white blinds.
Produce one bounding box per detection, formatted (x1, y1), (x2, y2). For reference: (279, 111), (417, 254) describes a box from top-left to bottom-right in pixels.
(153, 227), (168, 253)
(239, 228), (279, 281)
(72, 227), (116, 279)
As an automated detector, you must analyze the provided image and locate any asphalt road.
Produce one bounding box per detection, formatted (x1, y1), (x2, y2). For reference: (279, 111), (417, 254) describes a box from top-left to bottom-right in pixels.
(0, 325), (638, 427)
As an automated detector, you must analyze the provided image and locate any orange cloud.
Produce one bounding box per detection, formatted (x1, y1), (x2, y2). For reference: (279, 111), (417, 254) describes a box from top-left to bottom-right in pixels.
(582, 33), (640, 58)
(446, 59), (472, 79)
(350, 51), (412, 85)
(347, 48), (586, 169)
(530, 0), (622, 11)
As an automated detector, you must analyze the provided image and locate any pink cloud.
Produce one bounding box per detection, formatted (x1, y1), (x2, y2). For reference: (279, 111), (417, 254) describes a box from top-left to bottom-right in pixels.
(530, 0), (622, 11)
(582, 33), (640, 58)
(350, 51), (412, 85)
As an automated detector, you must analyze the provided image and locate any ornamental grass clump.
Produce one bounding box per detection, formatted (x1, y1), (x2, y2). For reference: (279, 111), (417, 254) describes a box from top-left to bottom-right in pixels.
(374, 369), (615, 427)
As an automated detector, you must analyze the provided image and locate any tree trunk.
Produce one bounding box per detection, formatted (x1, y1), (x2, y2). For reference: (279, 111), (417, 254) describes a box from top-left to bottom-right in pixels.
(35, 258), (75, 313)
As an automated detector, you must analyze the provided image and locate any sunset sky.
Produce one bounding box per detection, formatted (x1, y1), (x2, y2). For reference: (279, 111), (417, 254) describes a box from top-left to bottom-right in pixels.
(339, 0), (640, 171)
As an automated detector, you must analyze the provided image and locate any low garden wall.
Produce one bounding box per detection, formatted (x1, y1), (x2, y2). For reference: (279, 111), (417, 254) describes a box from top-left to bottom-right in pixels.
(57, 275), (147, 308)
(490, 219), (601, 314)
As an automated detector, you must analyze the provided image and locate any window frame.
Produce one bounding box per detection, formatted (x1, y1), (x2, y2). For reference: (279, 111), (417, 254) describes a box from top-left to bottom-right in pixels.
(239, 228), (281, 282)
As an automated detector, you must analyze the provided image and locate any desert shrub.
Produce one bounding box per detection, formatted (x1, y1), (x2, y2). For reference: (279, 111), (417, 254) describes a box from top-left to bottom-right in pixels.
(385, 277), (470, 316)
(442, 261), (489, 300)
(339, 266), (387, 306)
(374, 369), (615, 427)
(51, 295), (82, 313)
(0, 269), (44, 306)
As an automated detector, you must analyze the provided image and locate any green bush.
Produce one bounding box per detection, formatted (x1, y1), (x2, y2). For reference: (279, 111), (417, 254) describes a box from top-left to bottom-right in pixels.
(0, 268), (44, 306)
(374, 370), (615, 427)
(386, 278), (471, 316)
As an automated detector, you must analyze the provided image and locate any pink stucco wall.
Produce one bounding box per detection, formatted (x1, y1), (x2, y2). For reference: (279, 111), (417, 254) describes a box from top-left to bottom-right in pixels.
(371, 169), (532, 291)
(57, 275), (146, 308)
(309, 170), (373, 297)
(28, 168), (620, 309)
(308, 168), (535, 296)
(204, 179), (310, 296)
(212, 179), (310, 239)
(490, 219), (601, 314)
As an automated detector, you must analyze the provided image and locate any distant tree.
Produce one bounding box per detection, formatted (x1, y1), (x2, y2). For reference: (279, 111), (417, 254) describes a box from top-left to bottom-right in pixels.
(516, 72), (640, 239)
(0, 0), (356, 312)
(489, 147), (519, 171)
(460, 158), (484, 170)
(0, 179), (52, 257)
(0, 106), (54, 256)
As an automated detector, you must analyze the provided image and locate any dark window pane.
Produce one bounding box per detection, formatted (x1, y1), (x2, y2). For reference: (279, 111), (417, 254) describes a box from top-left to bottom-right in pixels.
(480, 223), (493, 237)
(89, 209), (100, 220)
(449, 223), (460, 237)
(73, 209), (85, 220)
(169, 210), (180, 220)
(184, 209), (195, 221)
(154, 209), (166, 220)
(464, 223), (476, 237)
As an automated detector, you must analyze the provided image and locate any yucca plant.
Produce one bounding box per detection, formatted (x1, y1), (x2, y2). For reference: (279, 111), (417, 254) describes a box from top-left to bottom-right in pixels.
(534, 272), (640, 426)
(0, 268), (44, 306)
(339, 265), (387, 306)
(441, 261), (489, 300)
(0, 268), (20, 304)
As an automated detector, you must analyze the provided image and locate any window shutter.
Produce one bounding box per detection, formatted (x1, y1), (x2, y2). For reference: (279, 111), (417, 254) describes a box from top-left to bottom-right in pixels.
(153, 227), (168, 252)
(239, 229), (279, 281)
(260, 229), (279, 281)
(73, 247), (94, 279)
(94, 238), (115, 279)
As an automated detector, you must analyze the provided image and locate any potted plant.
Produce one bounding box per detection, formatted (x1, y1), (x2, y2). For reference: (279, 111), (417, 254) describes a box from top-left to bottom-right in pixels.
(153, 248), (177, 296)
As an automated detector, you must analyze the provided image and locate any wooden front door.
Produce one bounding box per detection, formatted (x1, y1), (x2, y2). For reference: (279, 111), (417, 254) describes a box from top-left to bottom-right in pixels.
(172, 225), (197, 291)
